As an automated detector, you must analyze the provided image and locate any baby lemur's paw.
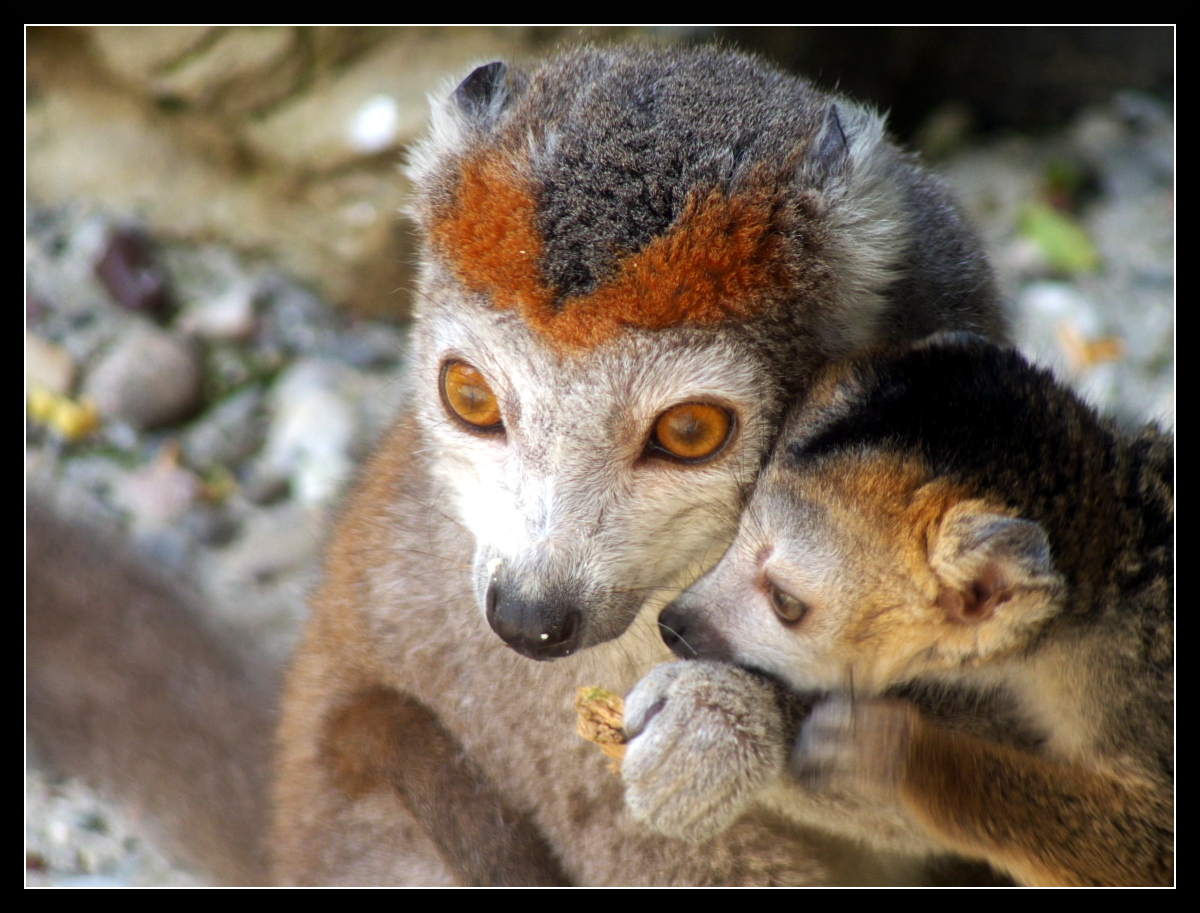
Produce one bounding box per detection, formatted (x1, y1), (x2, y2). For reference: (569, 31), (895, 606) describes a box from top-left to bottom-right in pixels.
(622, 660), (787, 842)
(791, 696), (917, 800)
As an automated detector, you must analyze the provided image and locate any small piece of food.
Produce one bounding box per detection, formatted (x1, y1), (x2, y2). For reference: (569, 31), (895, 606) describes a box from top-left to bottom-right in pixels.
(575, 686), (627, 765)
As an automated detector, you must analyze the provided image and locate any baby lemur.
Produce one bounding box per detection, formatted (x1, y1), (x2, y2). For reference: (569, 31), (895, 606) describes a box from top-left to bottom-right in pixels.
(624, 334), (1173, 886)
(30, 45), (1007, 885)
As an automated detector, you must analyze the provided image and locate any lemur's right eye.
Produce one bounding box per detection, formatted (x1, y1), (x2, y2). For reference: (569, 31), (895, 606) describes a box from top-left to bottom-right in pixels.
(441, 361), (503, 431)
(767, 580), (808, 625)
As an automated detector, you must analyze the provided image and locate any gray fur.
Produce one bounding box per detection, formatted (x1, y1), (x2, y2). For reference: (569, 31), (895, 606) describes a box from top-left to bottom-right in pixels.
(623, 661), (788, 842)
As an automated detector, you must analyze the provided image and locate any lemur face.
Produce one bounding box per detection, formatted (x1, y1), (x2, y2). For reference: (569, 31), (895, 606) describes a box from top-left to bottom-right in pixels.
(659, 450), (951, 692)
(418, 300), (777, 659)
(658, 368), (1064, 693)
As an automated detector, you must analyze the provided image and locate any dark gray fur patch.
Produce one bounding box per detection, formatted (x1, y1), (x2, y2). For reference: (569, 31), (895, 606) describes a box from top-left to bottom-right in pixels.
(524, 48), (830, 300)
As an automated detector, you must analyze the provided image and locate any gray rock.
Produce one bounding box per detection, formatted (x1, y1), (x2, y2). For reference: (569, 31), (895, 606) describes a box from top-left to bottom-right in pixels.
(260, 359), (356, 507)
(25, 765), (203, 887)
(83, 326), (205, 430)
(119, 453), (205, 528)
(177, 282), (259, 341)
(181, 387), (266, 471)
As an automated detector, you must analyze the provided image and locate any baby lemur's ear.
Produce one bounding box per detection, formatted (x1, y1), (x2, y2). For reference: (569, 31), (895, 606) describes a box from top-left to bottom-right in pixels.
(928, 501), (1064, 626)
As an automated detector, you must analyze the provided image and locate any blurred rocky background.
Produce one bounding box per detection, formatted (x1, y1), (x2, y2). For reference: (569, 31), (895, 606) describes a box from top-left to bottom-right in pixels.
(26, 26), (1173, 885)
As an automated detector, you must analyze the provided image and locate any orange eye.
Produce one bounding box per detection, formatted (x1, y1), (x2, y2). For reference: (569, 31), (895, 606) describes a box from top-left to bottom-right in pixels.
(650, 402), (734, 462)
(441, 361), (503, 431)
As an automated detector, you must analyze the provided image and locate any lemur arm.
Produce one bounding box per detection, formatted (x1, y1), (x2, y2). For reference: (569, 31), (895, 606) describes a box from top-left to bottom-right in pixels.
(321, 686), (571, 886)
(795, 697), (1173, 886)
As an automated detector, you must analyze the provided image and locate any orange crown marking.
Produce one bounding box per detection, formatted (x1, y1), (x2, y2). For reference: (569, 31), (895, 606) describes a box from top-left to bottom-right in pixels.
(430, 153), (784, 350)
(430, 154), (552, 315)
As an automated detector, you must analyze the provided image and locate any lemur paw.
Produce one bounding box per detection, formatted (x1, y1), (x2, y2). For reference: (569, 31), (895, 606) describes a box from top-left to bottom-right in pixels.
(791, 696), (916, 799)
(622, 660), (787, 842)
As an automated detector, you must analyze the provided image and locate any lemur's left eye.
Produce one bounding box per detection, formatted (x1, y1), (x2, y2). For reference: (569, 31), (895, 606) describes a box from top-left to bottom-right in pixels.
(441, 360), (503, 432)
(767, 581), (809, 625)
(648, 402), (734, 462)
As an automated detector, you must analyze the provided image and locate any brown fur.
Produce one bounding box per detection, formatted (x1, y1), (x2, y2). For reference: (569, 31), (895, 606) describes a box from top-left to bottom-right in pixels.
(797, 693), (1172, 886)
(903, 710), (1173, 886)
(554, 178), (789, 347)
(432, 155), (797, 350)
(430, 153), (547, 322)
(320, 686), (570, 886)
(26, 504), (276, 886)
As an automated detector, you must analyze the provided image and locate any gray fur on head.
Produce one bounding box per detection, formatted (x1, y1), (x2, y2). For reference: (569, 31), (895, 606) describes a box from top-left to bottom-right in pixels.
(409, 45), (1003, 394)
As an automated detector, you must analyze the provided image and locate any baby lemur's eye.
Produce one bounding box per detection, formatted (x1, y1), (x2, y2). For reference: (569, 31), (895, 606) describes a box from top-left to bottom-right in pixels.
(649, 402), (734, 463)
(441, 360), (503, 432)
(767, 581), (808, 625)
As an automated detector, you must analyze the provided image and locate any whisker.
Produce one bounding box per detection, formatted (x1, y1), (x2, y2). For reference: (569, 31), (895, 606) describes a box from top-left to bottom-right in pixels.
(656, 619), (698, 658)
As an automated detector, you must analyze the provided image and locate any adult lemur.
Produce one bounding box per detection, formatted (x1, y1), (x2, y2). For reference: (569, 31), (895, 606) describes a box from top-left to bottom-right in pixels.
(29, 45), (1005, 884)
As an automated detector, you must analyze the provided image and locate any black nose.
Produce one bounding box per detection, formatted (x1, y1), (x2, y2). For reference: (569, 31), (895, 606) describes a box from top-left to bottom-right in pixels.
(657, 603), (697, 658)
(486, 581), (582, 661)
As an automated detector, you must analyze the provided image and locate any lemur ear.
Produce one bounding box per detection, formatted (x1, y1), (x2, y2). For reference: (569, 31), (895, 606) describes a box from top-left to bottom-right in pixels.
(929, 503), (1062, 625)
(810, 104), (850, 175)
(451, 61), (511, 127)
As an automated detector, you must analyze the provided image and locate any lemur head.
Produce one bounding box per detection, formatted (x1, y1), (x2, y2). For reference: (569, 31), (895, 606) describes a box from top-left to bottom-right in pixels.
(660, 336), (1067, 692)
(404, 47), (995, 660)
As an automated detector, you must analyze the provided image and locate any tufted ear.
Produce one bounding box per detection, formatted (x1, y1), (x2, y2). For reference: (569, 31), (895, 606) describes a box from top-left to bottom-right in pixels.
(451, 61), (511, 128)
(810, 104), (850, 175)
(929, 503), (1063, 626)
(408, 61), (518, 190)
(789, 95), (908, 355)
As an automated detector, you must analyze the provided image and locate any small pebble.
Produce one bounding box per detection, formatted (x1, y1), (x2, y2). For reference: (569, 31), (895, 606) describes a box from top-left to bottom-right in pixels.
(83, 326), (205, 430)
(25, 333), (77, 394)
(93, 225), (171, 315)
